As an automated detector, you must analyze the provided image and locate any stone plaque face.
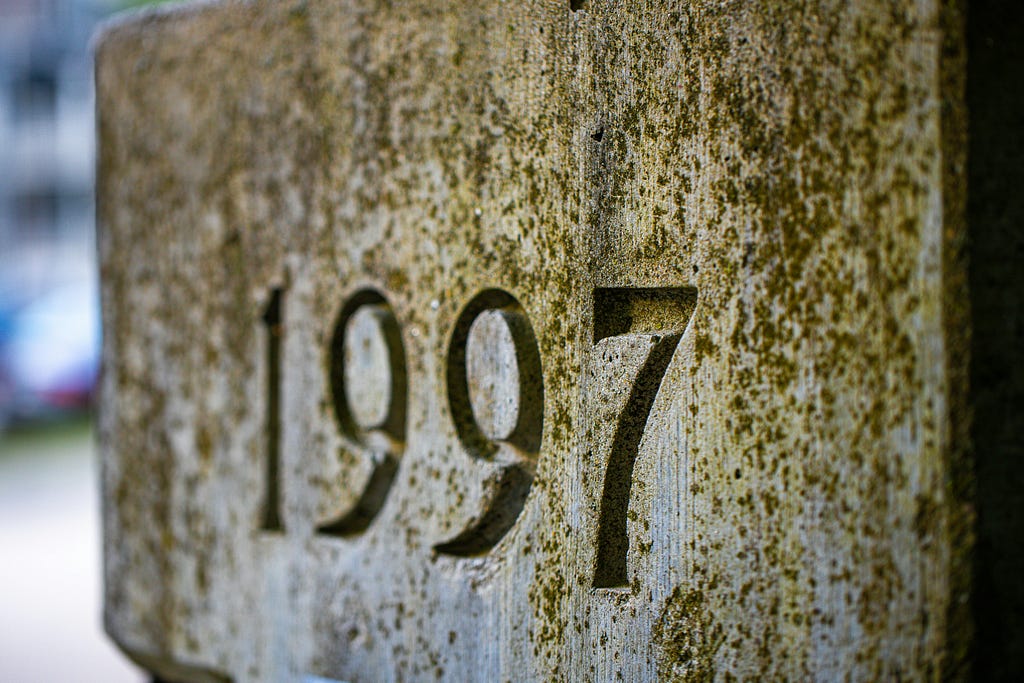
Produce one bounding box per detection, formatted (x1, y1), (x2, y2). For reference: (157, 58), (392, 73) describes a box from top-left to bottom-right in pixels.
(95, 1), (970, 681)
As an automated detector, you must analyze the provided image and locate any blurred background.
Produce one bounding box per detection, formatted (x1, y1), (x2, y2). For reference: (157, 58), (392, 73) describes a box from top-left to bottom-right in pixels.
(0, 0), (159, 678)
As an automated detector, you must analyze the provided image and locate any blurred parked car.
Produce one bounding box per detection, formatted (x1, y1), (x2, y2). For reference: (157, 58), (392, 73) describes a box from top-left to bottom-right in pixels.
(0, 279), (100, 428)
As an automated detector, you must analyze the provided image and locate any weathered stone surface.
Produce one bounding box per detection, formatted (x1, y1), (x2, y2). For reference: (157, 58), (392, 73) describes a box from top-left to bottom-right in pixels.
(95, 1), (976, 680)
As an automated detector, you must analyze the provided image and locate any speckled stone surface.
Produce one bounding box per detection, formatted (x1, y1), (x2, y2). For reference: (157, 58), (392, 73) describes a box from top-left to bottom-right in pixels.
(95, 1), (972, 680)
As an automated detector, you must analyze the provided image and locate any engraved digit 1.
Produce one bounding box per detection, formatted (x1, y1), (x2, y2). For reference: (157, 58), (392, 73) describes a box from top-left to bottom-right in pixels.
(590, 287), (697, 588)
(261, 286), (284, 531)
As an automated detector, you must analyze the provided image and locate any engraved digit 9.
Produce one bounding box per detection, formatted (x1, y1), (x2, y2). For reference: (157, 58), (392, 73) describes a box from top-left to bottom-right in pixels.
(435, 289), (543, 555)
(318, 289), (407, 536)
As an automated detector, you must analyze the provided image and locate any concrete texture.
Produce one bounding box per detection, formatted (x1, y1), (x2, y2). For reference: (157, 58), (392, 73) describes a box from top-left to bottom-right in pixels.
(95, 1), (977, 680)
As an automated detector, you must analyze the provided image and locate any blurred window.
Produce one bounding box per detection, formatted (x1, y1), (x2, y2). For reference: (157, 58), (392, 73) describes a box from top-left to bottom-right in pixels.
(11, 69), (57, 123)
(13, 190), (58, 237)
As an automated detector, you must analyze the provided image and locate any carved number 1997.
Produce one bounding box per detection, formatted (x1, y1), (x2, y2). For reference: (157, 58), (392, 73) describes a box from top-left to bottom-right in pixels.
(259, 284), (697, 574)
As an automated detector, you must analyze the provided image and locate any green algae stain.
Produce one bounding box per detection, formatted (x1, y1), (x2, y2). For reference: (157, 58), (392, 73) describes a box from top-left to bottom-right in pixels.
(654, 586), (722, 682)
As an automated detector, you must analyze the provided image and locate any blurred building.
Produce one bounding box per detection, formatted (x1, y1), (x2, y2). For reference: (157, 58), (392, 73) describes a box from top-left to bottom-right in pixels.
(0, 0), (105, 293)
(0, 0), (114, 425)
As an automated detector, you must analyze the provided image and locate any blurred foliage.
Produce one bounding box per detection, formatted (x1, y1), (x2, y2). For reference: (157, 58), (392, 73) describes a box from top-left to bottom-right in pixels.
(0, 414), (93, 460)
(116, 0), (181, 11)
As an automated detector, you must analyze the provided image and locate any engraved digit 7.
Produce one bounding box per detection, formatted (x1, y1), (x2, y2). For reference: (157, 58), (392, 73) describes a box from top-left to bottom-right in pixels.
(590, 287), (697, 588)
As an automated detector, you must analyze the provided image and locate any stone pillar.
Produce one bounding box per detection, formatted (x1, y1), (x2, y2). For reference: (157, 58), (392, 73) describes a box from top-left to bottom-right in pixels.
(93, 1), (1017, 680)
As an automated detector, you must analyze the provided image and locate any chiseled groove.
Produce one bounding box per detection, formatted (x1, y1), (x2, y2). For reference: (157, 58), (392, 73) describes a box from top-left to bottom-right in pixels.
(592, 333), (682, 588)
